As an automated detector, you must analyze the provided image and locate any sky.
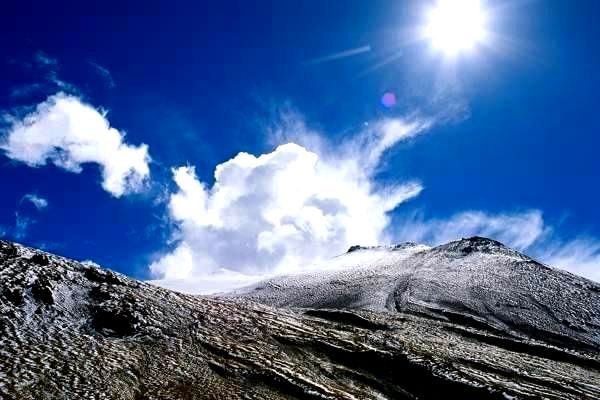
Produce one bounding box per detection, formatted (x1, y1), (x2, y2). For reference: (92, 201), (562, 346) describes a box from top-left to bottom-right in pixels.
(1, 0), (599, 292)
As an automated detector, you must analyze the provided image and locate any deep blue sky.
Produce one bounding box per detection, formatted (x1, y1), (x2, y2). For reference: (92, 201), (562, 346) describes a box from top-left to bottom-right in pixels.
(1, 0), (599, 279)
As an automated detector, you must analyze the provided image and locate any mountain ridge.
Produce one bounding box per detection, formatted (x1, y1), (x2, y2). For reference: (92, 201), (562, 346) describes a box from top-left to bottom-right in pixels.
(1, 238), (599, 399)
(230, 236), (600, 352)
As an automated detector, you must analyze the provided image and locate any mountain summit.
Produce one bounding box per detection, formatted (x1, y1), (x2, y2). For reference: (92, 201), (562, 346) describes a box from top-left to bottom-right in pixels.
(1, 238), (599, 399)
(232, 236), (600, 351)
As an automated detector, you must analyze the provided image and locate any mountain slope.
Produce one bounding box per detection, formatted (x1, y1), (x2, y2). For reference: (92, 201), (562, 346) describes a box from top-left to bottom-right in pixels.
(231, 237), (600, 353)
(1, 239), (599, 399)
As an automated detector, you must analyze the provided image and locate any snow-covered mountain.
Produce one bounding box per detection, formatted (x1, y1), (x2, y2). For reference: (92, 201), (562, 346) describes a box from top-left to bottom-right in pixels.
(231, 237), (600, 352)
(1, 238), (599, 399)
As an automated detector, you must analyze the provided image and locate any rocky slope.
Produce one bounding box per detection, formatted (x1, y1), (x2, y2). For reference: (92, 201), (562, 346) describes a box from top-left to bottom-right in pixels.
(1, 238), (599, 399)
(231, 237), (600, 353)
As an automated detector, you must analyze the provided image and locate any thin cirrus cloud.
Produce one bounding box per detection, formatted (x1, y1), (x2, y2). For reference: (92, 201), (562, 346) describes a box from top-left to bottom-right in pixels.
(1, 93), (151, 197)
(149, 116), (430, 293)
(9, 51), (70, 99)
(14, 212), (33, 240)
(88, 60), (116, 88)
(33, 51), (58, 67)
(1, 194), (50, 241)
(21, 194), (49, 210)
(394, 210), (600, 282)
(537, 238), (600, 282)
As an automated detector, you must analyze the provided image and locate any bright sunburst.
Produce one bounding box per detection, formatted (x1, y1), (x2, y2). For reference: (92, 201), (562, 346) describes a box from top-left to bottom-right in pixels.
(424, 0), (489, 56)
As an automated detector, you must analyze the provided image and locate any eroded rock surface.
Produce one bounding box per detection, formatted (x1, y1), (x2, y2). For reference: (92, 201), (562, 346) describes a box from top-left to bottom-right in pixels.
(1, 239), (599, 399)
(233, 237), (600, 352)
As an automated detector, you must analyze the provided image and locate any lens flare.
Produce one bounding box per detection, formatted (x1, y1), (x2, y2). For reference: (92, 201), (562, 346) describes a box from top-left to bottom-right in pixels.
(381, 92), (397, 108)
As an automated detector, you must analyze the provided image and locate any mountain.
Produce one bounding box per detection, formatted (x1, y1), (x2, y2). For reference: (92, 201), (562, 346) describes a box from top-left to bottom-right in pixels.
(1, 238), (599, 399)
(230, 237), (600, 352)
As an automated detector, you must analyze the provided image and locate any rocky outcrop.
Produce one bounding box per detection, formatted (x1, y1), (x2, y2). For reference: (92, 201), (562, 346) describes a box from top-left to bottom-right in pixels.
(1, 239), (599, 399)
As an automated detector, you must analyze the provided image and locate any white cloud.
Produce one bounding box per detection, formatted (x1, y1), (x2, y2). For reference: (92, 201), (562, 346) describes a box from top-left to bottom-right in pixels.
(266, 109), (431, 173)
(357, 118), (433, 171)
(149, 270), (272, 295)
(395, 210), (600, 282)
(22, 194), (48, 210)
(539, 238), (600, 282)
(150, 117), (428, 291)
(395, 210), (548, 251)
(1, 93), (150, 197)
(81, 260), (102, 268)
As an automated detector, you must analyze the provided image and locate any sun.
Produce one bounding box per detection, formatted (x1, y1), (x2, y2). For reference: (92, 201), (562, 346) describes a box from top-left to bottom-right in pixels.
(424, 0), (489, 56)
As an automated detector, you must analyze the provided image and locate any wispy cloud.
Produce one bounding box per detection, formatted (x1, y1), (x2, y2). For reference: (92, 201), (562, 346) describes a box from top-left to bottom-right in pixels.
(9, 51), (79, 99)
(1, 93), (151, 197)
(21, 194), (48, 210)
(14, 211), (33, 240)
(33, 51), (72, 92)
(1, 193), (50, 241)
(89, 60), (116, 88)
(46, 72), (80, 95)
(2, 201), (63, 248)
(394, 210), (548, 251)
(10, 83), (45, 99)
(150, 112), (429, 291)
(538, 238), (600, 282)
(34, 51), (58, 67)
(394, 210), (600, 282)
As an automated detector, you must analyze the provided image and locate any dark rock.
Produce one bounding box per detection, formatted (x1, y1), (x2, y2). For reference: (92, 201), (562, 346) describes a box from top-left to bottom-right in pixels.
(347, 245), (364, 253)
(84, 266), (125, 285)
(91, 298), (141, 336)
(435, 236), (509, 256)
(31, 277), (54, 305)
(393, 242), (419, 250)
(90, 284), (114, 301)
(1, 243), (19, 259)
(30, 254), (50, 266)
(2, 288), (24, 306)
(92, 307), (139, 336)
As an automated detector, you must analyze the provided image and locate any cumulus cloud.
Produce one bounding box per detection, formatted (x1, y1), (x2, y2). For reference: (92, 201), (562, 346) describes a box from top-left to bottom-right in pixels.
(151, 269), (272, 295)
(150, 117), (429, 292)
(395, 210), (599, 282)
(21, 194), (48, 210)
(1, 93), (150, 197)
